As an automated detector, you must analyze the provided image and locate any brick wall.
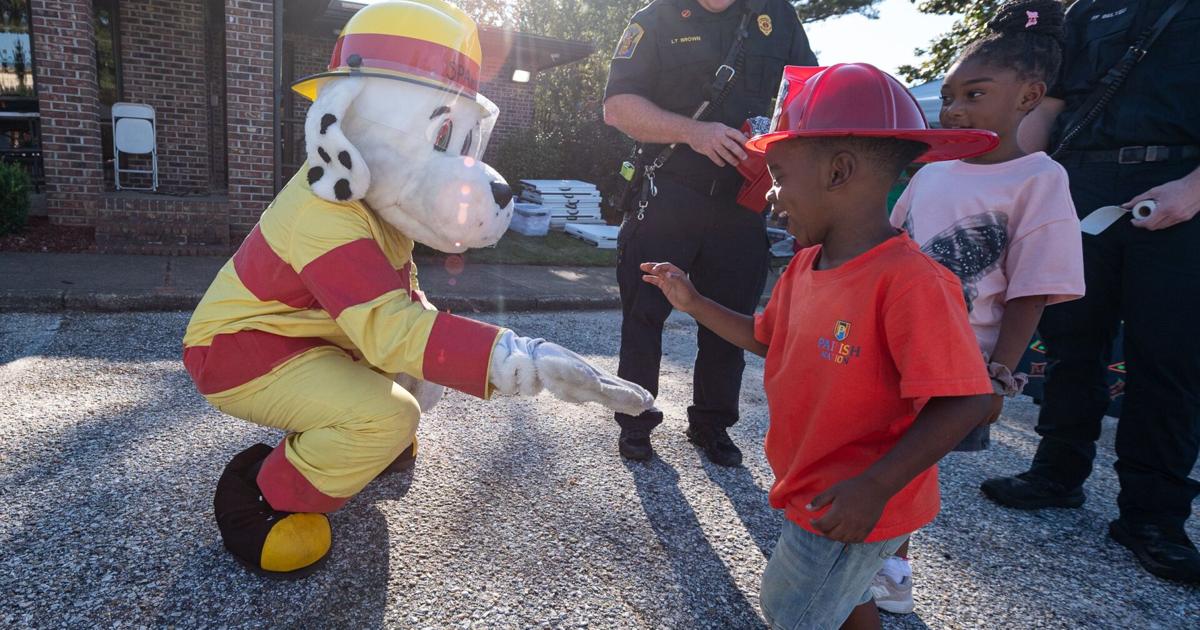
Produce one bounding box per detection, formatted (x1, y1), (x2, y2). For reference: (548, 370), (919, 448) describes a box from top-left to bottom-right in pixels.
(286, 31), (335, 120)
(282, 30), (336, 180)
(31, 0), (105, 227)
(225, 0), (276, 244)
(480, 56), (535, 163)
(117, 0), (210, 194)
(97, 193), (231, 254)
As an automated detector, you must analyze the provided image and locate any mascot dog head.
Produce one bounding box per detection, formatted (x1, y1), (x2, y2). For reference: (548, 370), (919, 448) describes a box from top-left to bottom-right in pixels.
(292, 0), (514, 254)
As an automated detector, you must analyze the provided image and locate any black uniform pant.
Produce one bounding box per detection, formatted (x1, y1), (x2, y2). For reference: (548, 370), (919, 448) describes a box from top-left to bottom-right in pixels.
(1030, 160), (1200, 532)
(614, 176), (769, 432)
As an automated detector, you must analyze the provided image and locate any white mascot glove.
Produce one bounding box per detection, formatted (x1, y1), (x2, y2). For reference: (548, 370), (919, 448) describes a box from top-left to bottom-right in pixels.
(393, 373), (445, 413)
(489, 330), (654, 416)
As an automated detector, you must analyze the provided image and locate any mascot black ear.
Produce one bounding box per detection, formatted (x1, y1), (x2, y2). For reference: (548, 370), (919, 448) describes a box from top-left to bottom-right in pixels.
(304, 78), (371, 203)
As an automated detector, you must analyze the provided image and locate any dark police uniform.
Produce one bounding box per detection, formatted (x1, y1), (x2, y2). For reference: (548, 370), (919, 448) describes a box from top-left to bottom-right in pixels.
(1031, 0), (1200, 533)
(604, 0), (816, 440)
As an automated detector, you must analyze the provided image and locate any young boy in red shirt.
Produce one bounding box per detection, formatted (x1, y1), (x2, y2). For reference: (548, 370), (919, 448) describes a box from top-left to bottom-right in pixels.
(642, 63), (1000, 629)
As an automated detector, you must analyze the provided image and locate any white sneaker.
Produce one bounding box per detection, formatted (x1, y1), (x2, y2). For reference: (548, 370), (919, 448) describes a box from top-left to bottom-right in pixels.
(870, 557), (914, 614)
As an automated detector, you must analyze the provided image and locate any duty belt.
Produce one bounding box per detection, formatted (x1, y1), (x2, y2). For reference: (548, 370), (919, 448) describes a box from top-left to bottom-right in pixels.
(1056, 145), (1200, 165)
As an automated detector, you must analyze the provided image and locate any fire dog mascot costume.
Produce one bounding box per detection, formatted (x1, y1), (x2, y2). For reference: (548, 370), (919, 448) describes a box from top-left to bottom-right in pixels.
(182, 0), (653, 578)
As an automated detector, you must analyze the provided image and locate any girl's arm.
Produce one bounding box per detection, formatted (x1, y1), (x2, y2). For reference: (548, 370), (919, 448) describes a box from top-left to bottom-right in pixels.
(981, 294), (1048, 423)
(640, 262), (768, 357)
(992, 295), (1048, 369)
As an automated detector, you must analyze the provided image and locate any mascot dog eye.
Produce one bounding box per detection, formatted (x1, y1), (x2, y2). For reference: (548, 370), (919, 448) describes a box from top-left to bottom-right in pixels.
(181, 0), (653, 579)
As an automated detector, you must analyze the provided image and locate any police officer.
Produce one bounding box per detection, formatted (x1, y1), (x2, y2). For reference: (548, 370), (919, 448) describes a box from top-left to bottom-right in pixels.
(983, 0), (1200, 583)
(603, 0), (816, 465)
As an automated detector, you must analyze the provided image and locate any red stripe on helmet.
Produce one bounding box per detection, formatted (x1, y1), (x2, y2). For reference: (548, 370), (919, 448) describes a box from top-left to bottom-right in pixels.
(329, 33), (480, 95)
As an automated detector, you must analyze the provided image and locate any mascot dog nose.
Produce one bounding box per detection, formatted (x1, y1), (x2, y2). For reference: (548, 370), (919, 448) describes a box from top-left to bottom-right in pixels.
(491, 181), (513, 208)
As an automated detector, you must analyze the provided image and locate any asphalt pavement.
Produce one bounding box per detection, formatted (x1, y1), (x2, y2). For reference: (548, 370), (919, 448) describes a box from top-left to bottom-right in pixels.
(0, 310), (1196, 628)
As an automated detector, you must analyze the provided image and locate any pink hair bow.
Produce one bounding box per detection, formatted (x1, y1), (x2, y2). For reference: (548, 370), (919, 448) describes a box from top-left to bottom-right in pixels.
(1025, 10), (1039, 28)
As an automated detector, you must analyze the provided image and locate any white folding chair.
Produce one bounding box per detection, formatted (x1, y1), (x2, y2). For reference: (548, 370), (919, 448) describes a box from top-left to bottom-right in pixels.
(112, 102), (158, 191)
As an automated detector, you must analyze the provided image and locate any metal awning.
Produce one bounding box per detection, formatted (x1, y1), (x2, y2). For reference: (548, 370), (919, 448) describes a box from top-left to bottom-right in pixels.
(285, 0), (595, 74)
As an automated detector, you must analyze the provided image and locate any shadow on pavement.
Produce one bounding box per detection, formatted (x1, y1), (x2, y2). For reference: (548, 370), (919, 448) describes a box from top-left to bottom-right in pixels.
(701, 461), (780, 560)
(624, 458), (766, 629)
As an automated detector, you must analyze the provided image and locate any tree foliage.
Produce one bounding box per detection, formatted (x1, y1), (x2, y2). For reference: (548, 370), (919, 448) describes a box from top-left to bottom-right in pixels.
(475, 0), (882, 191)
(793, 0), (880, 23)
(897, 0), (1001, 83)
(898, 1), (1077, 83)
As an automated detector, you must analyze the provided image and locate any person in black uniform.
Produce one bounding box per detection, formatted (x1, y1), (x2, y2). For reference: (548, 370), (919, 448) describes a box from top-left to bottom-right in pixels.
(983, 0), (1200, 583)
(602, 0), (816, 466)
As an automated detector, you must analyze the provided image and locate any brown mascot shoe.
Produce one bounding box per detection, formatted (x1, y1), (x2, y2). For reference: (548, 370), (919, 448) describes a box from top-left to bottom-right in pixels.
(214, 443), (332, 579)
(378, 437), (419, 476)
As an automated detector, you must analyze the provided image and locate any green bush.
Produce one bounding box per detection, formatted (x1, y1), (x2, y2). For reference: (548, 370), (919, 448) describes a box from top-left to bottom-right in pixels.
(0, 160), (31, 236)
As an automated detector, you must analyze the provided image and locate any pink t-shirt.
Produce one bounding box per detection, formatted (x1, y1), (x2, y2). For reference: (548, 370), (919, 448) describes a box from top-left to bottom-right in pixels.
(890, 152), (1085, 355)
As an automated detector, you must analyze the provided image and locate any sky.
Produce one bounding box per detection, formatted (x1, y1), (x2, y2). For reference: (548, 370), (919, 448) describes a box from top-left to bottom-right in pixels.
(360, 0), (961, 83)
(803, 0), (960, 82)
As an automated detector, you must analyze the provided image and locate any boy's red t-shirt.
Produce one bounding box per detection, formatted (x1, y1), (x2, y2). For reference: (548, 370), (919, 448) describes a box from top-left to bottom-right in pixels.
(754, 233), (993, 542)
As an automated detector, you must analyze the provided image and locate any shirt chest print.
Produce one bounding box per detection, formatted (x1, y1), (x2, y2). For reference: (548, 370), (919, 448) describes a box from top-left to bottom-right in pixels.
(917, 211), (1009, 312)
(818, 320), (861, 365)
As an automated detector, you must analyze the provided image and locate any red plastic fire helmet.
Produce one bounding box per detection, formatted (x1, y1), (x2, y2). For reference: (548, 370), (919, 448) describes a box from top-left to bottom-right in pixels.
(746, 63), (999, 162)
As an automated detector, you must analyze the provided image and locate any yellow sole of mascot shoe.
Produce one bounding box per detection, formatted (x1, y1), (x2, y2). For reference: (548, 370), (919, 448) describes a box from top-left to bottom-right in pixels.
(215, 443), (334, 580)
(379, 438), (419, 476)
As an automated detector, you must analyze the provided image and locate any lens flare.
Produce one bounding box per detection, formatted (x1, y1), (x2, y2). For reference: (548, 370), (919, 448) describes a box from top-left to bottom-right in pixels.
(445, 254), (465, 276)
(460, 185), (471, 196)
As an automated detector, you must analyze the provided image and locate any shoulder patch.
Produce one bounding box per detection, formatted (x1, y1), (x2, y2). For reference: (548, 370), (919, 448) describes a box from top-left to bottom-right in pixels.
(613, 23), (645, 60)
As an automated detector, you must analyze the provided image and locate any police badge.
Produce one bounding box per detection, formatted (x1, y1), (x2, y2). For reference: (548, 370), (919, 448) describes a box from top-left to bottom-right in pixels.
(757, 14), (772, 37)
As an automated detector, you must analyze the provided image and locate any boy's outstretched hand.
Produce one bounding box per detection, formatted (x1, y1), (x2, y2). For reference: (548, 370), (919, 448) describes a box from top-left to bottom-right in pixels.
(641, 262), (700, 313)
(807, 475), (891, 543)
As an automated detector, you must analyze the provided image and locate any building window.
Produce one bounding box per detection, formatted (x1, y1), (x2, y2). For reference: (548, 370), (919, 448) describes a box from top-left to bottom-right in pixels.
(94, 0), (120, 107)
(93, 0), (121, 183)
(0, 0), (40, 191)
(0, 0), (33, 98)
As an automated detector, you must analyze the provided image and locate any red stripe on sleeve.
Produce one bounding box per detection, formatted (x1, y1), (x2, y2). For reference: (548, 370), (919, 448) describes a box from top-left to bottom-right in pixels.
(232, 225), (317, 309)
(299, 239), (407, 319)
(422, 313), (500, 399)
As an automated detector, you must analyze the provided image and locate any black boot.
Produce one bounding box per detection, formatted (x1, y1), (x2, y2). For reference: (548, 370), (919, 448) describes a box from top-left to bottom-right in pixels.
(980, 471), (1085, 509)
(1109, 519), (1200, 584)
(618, 408), (662, 461)
(378, 439), (418, 476)
(619, 426), (654, 461)
(686, 424), (742, 468)
(214, 444), (332, 579)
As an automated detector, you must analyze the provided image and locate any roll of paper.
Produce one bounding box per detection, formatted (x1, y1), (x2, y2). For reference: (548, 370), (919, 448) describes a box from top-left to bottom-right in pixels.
(1131, 199), (1157, 220)
(1080, 200), (1157, 235)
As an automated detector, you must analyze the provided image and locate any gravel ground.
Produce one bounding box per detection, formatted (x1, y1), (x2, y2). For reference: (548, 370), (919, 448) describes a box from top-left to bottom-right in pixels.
(0, 310), (1196, 629)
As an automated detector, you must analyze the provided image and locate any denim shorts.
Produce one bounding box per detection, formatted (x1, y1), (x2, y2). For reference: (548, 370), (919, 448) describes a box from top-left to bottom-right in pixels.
(760, 518), (908, 630)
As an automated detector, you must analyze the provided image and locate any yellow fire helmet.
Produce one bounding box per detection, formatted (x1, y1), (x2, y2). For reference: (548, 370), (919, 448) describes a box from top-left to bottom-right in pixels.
(292, 0), (484, 102)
